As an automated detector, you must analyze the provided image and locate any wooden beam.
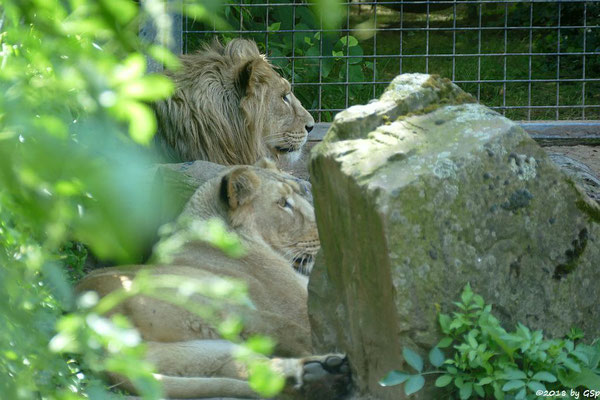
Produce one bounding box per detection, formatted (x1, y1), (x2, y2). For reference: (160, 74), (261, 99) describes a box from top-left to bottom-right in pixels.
(308, 121), (600, 146)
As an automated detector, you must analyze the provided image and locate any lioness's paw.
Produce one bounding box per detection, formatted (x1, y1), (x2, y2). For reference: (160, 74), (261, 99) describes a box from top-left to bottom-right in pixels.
(300, 355), (351, 400)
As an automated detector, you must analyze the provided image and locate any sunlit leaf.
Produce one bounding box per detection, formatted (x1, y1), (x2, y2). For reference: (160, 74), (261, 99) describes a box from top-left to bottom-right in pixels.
(245, 336), (276, 356)
(121, 75), (174, 101)
(248, 362), (285, 398)
(123, 101), (156, 144)
(115, 53), (146, 82)
(149, 45), (182, 70)
(309, 0), (342, 30)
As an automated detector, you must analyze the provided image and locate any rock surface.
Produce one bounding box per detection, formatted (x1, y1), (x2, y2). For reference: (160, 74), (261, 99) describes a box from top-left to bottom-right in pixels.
(307, 73), (600, 399)
(547, 152), (600, 204)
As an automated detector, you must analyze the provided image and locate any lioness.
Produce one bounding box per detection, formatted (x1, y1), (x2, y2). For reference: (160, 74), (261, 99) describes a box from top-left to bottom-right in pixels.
(154, 39), (315, 165)
(76, 164), (350, 399)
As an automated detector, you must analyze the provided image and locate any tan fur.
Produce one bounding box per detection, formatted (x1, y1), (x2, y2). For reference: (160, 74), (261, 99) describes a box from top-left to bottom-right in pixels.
(154, 39), (315, 164)
(76, 165), (342, 399)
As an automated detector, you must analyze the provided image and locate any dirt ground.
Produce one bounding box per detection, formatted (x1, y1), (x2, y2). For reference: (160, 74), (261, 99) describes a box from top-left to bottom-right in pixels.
(545, 146), (600, 178)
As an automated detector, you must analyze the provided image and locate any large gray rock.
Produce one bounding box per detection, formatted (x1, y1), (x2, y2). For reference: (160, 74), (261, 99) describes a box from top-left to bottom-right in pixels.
(307, 74), (600, 399)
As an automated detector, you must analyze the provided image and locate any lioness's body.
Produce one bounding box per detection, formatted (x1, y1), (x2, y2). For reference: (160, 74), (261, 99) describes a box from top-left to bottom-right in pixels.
(154, 39), (315, 165)
(77, 165), (346, 399)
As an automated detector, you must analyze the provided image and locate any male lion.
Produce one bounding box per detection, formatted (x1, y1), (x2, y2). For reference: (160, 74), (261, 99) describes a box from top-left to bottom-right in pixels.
(76, 163), (350, 399)
(154, 39), (315, 165)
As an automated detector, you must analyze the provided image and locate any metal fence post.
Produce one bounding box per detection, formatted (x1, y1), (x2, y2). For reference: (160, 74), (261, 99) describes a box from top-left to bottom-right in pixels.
(139, 0), (183, 73)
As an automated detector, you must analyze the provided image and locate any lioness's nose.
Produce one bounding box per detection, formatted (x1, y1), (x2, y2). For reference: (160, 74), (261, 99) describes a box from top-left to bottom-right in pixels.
(306, 123), (314, 133)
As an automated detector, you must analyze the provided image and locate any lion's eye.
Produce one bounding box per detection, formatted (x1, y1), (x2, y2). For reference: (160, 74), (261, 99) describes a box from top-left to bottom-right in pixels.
(282, 93), (292, 104)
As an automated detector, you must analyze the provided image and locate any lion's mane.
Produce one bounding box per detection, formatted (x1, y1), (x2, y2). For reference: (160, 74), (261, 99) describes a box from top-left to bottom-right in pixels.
(154, 39), (312, 165)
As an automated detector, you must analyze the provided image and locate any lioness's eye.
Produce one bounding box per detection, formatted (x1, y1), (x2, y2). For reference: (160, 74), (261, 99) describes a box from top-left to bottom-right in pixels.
(278, 197), (292, 209)
(282, 93), (292, 104)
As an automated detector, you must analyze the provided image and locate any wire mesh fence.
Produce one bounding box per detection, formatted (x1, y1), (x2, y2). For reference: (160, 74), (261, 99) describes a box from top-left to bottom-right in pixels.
(183, 0), (600, 123)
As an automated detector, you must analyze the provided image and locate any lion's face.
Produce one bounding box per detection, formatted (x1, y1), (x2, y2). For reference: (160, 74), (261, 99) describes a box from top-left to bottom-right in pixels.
(221, 166), (319, 276)
(262, 76), (315, 159)
(156, 39), (315, 165)
(238, 51), (315, 162)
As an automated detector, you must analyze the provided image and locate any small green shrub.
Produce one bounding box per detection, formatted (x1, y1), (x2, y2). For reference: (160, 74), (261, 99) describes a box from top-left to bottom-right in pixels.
(380, 284), (600, 399)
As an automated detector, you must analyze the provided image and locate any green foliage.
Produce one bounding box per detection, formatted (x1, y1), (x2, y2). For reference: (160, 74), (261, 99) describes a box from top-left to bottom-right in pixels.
(379, 284), (600, 399)
(0, 1), (288, 399)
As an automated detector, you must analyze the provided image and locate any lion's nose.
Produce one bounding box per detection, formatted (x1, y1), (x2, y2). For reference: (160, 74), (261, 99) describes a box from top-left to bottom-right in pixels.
(306, 123), (314, 133)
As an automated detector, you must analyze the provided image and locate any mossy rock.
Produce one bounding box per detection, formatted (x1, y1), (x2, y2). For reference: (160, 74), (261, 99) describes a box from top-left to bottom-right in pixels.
(308, 73), (600, 400)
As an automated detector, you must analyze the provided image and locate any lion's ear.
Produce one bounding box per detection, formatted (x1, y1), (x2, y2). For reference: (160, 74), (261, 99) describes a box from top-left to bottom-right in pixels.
(236, 58), (271, 96)
(220, 167), (260, 209)
(254, 157), (280, 172)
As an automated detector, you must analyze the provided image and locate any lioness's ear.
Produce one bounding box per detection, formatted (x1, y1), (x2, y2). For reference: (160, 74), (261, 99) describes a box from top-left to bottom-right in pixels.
(254, 157), (280, 172)
(220, 167), (260, 209)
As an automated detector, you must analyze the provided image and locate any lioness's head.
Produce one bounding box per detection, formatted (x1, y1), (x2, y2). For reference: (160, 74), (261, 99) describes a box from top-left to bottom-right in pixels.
(218, 164), (319, 275)
(230, 39), (315, 161)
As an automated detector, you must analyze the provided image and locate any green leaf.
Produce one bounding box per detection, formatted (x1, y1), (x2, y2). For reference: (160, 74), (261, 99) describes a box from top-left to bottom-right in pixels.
(42, 262), (74, 310)
(404, 375), (425, 396)
(348, 45), (364, 64)
(245, 336), (275, 356)
(531, 371), (557, 382)
(379, 370), (411, 387)
(478, 377), (493, 385)
(461, 283), (474, 305)
(437, 337), (453, 348)
(492, 382), (505, 400)
(340, 35), (359, 47)
(474, 384), (485, 397)
(115, 53), (146, 82)
(435, 375), (453, 387)
(572, 349), (591, 365)
(248, 362), (285, 397)
(515, 388), (526, 400)
(527, 380), (546, 393)
(268, 22), (281, 31)
(558, 367), (600, 390)
(122, 101), (156, 145)
(459, 382), (473, 399)
(403, 348), (423, 372)
(149, 45), (182, 70)
(439, 314), (452, 333)
(467, 333), (478, 348)
(502, 380), (525, 391)
(310, 0), (342, 29)
(563, 357), (582, 373)
(321, 58), (334, 78)
(502, 369), (527, 380)
(100, 0), (137, 24)
(473, 294), (485, 308)
(429, 347), (445, 368)
(348, 64), (364, 82)
(122, 75), (174, 101)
